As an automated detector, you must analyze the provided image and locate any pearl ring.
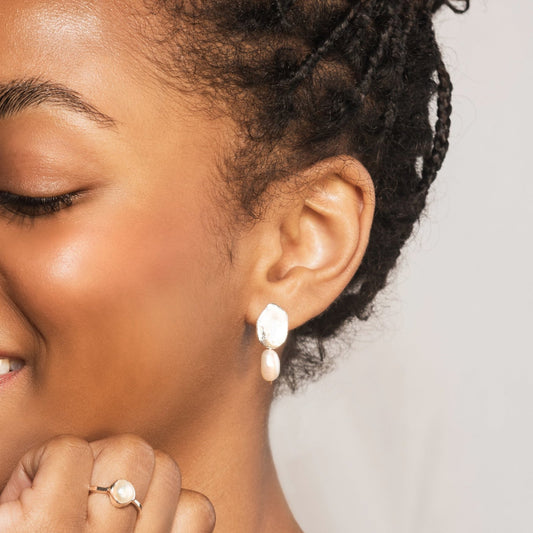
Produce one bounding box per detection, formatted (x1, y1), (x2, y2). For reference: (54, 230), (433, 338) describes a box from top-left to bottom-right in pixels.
(88, 479), (143, 513)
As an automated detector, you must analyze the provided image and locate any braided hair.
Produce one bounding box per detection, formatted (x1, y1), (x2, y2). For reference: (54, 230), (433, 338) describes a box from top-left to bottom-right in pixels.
(144, 0), (470, 393)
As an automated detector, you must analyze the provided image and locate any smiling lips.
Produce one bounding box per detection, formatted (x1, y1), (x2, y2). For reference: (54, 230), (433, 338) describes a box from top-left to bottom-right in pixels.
(0, 357), (24, 376)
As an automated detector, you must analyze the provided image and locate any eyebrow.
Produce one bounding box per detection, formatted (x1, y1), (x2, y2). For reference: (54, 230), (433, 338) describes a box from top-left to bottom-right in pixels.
(0, 78), (117, 128)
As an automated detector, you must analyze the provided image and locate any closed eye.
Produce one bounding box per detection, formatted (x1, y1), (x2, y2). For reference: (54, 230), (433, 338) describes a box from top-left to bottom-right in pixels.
(0, 190), (82, 220)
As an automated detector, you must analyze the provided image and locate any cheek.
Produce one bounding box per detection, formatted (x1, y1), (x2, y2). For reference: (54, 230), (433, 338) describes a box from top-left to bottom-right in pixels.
(28, 201), (206, 340)
(1, 190), (230, 433)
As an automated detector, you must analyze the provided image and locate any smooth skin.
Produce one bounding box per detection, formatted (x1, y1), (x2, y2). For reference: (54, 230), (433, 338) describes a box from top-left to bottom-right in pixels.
(0, 1), (375, 531)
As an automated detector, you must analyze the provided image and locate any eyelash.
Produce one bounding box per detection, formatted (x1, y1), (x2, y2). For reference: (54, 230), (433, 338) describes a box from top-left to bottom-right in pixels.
(0, 191), (80, 220)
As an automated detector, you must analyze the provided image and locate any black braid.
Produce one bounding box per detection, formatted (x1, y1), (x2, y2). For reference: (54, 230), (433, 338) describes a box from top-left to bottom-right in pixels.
(356, 3), (402, 99)
(381, 4), (416, 137)
(432, 0), (470, 14)
(420, 11), (454, 191)
(288, 4), (363, 86)
(274, 0), (295, 29)
(275, 0), (283, 19)
(148, 0), (470, 394)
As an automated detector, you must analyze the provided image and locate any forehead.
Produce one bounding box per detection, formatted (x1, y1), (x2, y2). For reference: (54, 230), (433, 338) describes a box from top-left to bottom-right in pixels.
(1, 0), (125, 65)
(0, 0), (167, 127)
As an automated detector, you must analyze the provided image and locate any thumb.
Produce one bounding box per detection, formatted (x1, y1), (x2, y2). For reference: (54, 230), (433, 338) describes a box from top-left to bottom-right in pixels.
(0, 449), (43, 528)
(0, 459), (34, 504)
(0, 436), (94, 530)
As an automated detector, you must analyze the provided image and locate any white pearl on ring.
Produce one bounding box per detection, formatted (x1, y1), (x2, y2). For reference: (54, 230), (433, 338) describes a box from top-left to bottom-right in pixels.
(109, 479), (136, 505)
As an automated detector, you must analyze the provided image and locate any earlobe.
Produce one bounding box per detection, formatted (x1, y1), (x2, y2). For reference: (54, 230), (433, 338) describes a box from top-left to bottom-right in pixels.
(245, 156), (375, 331)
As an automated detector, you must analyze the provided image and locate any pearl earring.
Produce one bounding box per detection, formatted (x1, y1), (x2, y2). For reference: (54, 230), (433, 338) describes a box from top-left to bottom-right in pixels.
(256, 303), (288, 382)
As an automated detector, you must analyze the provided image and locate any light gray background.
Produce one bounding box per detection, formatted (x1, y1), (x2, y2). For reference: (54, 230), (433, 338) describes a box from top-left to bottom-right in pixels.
(270, 2), (533, 532)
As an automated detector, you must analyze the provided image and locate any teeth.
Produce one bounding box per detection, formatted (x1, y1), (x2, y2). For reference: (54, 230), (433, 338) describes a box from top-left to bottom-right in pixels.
(0, 358), (24, 376)
(0, 358), (9, 375)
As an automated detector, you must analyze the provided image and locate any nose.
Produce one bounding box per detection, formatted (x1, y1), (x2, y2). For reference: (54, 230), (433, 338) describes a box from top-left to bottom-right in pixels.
(0, 249), (42, 359)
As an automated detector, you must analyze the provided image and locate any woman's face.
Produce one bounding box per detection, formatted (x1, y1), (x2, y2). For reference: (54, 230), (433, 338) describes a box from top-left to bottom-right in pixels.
(0, 0), (249, 485)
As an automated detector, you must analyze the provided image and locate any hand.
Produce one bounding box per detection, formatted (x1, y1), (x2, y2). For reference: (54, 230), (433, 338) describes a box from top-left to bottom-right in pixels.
(0, 434), (216, 532)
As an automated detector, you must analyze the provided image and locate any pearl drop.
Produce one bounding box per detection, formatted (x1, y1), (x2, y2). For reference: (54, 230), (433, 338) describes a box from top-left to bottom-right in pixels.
(261, 348), (280, 382)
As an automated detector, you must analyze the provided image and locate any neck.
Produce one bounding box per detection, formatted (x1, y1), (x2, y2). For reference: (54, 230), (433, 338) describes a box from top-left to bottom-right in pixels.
(156, 377), (302, 533)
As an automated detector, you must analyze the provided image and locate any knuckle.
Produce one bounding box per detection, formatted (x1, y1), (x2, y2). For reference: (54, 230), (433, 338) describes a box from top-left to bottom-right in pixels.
(154, 450), (182, 490)
(192, 492), (217, 531)
(103, 433), (155, 471)
(110, 433), (152, 451)
(107, 433), (153, 456)
(46, 435), (91, 460)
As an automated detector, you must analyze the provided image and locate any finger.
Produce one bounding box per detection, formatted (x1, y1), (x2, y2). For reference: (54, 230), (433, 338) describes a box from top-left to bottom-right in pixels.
(135, 450), (182, 533)
(88, 434), (155, 532)
(0, 436), (94, 529)
(0, 461), (32, 504)
(172, 489), (216, 533)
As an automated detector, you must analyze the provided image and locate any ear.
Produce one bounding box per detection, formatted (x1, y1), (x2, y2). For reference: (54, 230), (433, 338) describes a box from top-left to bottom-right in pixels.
(243, 155), (375, 331)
